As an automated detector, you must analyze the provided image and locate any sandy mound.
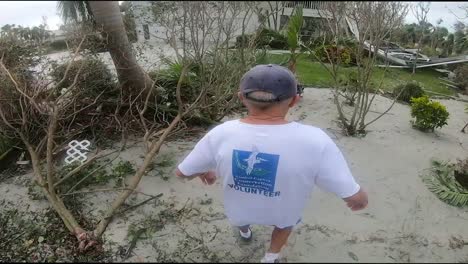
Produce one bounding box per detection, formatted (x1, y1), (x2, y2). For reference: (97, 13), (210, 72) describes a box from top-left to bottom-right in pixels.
(1, 88), (467, 262)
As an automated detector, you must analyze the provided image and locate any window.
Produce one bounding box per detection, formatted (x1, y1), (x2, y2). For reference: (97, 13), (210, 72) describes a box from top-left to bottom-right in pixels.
(143, 24), (150, 40)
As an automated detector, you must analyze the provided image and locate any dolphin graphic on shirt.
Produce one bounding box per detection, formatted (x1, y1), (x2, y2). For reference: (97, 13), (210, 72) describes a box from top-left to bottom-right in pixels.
(244, 146), (267, 175)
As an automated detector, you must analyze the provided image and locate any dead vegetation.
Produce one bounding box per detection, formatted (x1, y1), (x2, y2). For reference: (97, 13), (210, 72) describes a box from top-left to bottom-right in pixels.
(0, 1), (260, 256)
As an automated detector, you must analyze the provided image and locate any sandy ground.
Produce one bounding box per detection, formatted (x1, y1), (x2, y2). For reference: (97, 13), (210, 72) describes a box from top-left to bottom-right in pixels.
(1, 88), (468, 262)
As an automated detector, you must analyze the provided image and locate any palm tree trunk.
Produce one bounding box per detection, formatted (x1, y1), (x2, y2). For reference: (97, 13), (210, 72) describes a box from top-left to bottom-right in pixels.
(88, 1), (153, 97)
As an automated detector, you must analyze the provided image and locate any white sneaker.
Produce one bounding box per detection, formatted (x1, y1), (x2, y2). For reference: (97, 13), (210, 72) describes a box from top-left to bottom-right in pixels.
(239, 227), (253, 242)
(261, 252), (280, 263)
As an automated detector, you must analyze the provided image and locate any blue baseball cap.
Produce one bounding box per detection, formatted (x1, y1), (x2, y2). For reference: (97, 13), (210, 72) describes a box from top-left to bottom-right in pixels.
(240, 64), (298, 102)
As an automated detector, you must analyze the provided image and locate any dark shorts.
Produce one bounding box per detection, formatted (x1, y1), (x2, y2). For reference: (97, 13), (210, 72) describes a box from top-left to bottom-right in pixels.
(238, 218), (302, 230)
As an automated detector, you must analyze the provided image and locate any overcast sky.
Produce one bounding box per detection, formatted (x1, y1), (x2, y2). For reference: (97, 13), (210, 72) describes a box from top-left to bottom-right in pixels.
(0, 1), (466, 31)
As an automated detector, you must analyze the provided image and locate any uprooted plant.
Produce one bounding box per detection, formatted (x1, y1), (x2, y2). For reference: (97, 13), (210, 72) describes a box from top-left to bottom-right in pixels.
(0, 37), (206, 251)
(304, 1), (408, 135)
(423, 159), (468, 207)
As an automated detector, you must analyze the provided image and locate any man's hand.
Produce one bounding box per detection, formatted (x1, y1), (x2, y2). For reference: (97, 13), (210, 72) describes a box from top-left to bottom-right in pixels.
(343, 188), (368, 211)
(198, 171), (216, 185)
(175, 168), (216, 185)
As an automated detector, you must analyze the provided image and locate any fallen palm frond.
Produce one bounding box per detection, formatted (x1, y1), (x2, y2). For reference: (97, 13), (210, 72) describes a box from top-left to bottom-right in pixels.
(422, 160), (468, 207)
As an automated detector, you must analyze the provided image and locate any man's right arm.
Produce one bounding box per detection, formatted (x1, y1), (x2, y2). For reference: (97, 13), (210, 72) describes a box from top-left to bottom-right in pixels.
(342, 188), (368, 211)
(175, 131), (217, 185)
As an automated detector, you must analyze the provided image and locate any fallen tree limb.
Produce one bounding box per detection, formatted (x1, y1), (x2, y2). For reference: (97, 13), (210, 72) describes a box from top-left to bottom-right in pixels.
(94, 65), (190, 238)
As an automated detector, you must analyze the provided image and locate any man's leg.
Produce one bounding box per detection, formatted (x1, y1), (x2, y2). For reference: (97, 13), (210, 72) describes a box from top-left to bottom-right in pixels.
(261, 226), (293, 263)
(269, 226), (293, 253)
(238, 225), (252, 241)
(239, 225), (250, 233)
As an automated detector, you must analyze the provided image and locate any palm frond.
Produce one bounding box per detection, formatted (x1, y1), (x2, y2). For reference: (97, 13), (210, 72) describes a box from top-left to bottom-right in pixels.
(286, 6), (303, 51)
(422, 160), (468, 207)
(57, 1), (94, 24)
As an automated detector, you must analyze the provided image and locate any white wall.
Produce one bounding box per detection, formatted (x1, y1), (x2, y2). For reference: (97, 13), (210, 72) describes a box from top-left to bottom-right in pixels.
(131, 1), (261, 45)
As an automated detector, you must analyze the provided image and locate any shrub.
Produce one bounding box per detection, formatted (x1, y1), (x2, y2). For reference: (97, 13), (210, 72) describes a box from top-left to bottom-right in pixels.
(393, 81), (425, 103)
(453, 64), (468, 94)
(410, 95), (449, 132)
(420, 46), (439, 57)
(50, 57), (117, 97)
(236, 28), (288, 50)
(313, 44), (355, 66)
(49, 40), (68, 52)
(337, 69), (359, 105)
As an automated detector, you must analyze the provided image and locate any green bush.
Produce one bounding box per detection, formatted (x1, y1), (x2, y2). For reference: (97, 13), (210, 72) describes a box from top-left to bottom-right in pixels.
(410, 95), (449, 132)
(49, 40), (68, 52)
(420, 46), (439, 57)
(50, 57), (117, 97)
(393, 81), (425, 103)
(453, 64), (468, 94)
(261, 29), (288, 49)
(236, 28), (288, 50)
(313, 44), (355, 66)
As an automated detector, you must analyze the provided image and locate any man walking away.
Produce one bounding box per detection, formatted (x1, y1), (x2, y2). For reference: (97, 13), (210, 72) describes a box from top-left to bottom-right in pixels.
(176, 64), (368, 263)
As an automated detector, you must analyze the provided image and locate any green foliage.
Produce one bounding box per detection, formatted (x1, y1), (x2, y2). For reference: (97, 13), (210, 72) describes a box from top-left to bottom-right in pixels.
(112, 160), (136, 186)
(56, 162), (109, 193)
(126, 200), (187, 242)
(454, 29), (467, 55)
(54, 159), (135, 194)
(50, 57), (117, 97)
(410, 96), (449, 132)
(0, 34), (40, 151)
(57, 1), (93, 24)
(313, 44), (355, 66)
(453, 64), (468, 94)
(155, 153), (176, 168)
(49, 39), (68, 52)
(0, 200), (113, 262)
(442, 34), (455, 57)
(286, 6), (303, 52)
(260, 53), (453, 95)
(422, 160), (468, 207)
(393, 81), (425, 103)
(420, 46), (439, 57)
(153, 152), (176, 181)
(0, 34), (39, 71)
(337, 69), (359, 105)
(149, 53), (246, 125)
(149, 58), (200, 112)
(236, 28), (288, 50)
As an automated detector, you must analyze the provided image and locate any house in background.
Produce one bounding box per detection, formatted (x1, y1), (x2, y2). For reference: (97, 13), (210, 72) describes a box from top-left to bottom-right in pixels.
(129, 1), (345, 44)
(49, 29), (66, 42)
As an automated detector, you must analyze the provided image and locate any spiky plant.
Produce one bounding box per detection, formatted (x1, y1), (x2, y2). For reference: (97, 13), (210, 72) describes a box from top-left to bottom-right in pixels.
(422, 160), (468, 207)
(285, 6), (303, 73)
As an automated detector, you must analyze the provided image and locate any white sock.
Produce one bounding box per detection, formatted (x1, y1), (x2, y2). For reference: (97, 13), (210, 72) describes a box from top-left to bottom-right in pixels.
(261, 252), (280, 263)
(240, 228), (251, 238)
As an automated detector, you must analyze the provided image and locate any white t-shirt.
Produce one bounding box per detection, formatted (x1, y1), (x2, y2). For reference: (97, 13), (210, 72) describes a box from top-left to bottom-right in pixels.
(178, 120), (360, 228)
